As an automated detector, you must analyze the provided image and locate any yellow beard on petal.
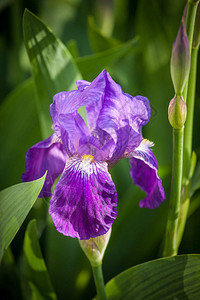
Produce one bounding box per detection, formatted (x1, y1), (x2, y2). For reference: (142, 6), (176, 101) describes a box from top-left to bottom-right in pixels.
(80, 154), (95, 173)
(81, 154), (94, 162)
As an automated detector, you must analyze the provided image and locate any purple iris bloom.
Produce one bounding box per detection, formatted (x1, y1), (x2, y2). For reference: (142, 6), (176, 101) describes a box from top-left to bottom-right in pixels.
(22, 70), (165, 240)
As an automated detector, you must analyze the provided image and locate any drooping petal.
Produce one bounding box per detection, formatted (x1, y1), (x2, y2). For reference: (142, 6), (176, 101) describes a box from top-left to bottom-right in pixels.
(129, 139), (166, 209)
(22, 134), (67, 197)
(49, 155), (117, 240)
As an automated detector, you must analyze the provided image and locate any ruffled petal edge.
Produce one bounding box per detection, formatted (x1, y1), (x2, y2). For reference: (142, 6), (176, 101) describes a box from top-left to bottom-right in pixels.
(129, 139), (166, 209)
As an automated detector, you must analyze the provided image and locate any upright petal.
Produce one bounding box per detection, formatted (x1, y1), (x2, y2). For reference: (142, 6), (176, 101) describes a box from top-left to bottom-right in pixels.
(96, 72), (151, 140)
(49, 155), (117, 240)
(108, 125), (143, 167)
(129, 139), (166, 209)
(58, 112), (90, 155)
(50, 69), (107, 134)
(77, 135), (107, 161)
(50, 90), (80, 135)
(22, 134), (67, 197)
(76, 80), (90, 91)
(85, 71), (151, 162)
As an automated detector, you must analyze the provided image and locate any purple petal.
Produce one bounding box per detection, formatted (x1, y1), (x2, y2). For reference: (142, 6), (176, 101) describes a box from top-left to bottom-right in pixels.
(85, 96), (104, 133)
(76, 80), (90, 91)
(86, 71), (151, 140)
(78, 135), (108, 161)
(50, 70), (107, 134)
(49, 155), (117, 240)
(22, 134), (67, 197)
(108, 126), (143, 167)
(50, 90), (80, 135)
(58, 112), (90, 155)
(129, 140), (166, 209)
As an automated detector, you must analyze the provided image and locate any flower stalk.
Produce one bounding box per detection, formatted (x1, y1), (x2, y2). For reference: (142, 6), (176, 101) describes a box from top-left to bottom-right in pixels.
(185, 0), (199, 50)
(182, 0), (199, 101)
(79, 230), (111, 299)
(182, 47), (199, 187)
(164, 128), (184, 256)
(164, 8), (191, 256)
(92, 265), (107, 300)
(164, 0), (199, 256)
(178, 2), (200, 246)
(182, 1), (200, 181)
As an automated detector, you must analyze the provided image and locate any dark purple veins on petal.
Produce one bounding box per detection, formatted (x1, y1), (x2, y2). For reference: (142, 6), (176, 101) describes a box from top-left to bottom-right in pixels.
(49, 156), (117, 240)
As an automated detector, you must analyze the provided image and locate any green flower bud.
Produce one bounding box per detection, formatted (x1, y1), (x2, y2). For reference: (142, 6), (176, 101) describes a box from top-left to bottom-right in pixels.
(170, 22), (191, 94)
(79, 229), (111, 267)
(193, 3), (200, 48)
(168, 95), (187, 129)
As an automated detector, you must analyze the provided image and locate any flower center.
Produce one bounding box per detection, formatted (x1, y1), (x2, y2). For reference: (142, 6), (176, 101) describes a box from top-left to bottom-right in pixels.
(79, 154), (95, 173)
(81, 154), (94, 162)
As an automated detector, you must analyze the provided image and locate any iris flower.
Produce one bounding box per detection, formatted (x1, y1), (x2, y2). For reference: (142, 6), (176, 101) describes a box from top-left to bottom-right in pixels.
(22, 70), (165, 240)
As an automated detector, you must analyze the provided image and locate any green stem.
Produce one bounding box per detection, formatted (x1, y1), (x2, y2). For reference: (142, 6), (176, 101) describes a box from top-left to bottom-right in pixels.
(163, 0), (199, 258)
(186, 1), (199, 49)
(183, 47), (198, 183)
(177, 1), (199, 248)
(178, 46), (199, 245)
(92, 264), (107, 300)
(163, 128), (184, 257)
(182, 0), (199, 102)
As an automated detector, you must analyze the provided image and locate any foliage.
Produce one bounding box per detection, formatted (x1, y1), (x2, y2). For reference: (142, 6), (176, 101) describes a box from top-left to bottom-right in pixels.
(0, 0), (200, 299)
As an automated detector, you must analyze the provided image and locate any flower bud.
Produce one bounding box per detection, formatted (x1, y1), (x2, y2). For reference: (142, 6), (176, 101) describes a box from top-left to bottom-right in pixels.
(170, 22), (190, 94)
(79, 229), (111, 267)
(193, 3), (200, 48)
(168, 95), (187, 129)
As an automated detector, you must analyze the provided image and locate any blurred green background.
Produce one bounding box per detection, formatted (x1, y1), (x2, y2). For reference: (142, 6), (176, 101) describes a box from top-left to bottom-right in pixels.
(0, 0), (200, 299)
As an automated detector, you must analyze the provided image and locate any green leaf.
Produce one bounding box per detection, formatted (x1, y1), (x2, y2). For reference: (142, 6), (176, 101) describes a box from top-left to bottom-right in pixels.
(75, 36), (139, 81)
(23, 220), (57, 300)
(191, 158), (200, 196)
(88, 16), (121, 52)
(66, 39), (80, 59)
(0, 78), (41, 190)
(0, 174), (46, 262)
(23, 9), (81, 138)
(46, 223), (90, 299)
(188, 151), (197, 181)
(135, 0), (170, 73)
(104, 254), (200, 299)
(0, 247), (24, 299)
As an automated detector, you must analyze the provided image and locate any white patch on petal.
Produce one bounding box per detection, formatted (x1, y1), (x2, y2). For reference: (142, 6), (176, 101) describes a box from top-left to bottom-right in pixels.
(49, 153), (117, 239)
(80, 155), (94, 173)
(132, 139), (157, 170)
(64, 155), (109, 178)
(135, 139), (154, 151)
